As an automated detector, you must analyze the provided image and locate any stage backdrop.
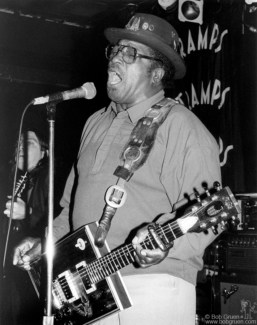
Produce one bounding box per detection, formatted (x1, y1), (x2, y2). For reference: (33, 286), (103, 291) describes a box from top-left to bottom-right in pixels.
(154, 0), (256, 193)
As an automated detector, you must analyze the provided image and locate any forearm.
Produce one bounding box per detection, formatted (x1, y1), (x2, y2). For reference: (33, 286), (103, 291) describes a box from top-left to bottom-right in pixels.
(53, 207), (70, 242)
(168, 229), (219, 262)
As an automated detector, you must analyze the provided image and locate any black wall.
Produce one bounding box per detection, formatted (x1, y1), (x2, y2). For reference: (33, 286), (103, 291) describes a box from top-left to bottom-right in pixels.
(0, 2), (256, 202)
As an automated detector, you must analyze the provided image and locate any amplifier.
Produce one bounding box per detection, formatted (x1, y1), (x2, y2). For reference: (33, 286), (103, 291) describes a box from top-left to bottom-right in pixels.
(220, 282), (257, 318)
(226, 232), (257, 273)
(204, 232), (257, 274)
(236, 195), (257, 230)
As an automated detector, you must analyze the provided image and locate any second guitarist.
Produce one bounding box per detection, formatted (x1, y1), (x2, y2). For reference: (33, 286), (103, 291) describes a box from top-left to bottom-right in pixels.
(2, 127), (49, 325)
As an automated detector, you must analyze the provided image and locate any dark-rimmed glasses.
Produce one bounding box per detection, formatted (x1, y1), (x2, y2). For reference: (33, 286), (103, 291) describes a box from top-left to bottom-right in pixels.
(105, 44), (163, 65)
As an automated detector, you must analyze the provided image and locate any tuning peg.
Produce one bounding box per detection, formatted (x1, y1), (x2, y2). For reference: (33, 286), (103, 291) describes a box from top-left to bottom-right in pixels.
(210, 217), (218, 224)
(229, 215), (240, 229)
(202, 184), (211, 197)
(200, 222), (207, 230)
(220, 220), (227, 230)
(194, 189), (202, 204)
(213, 181), (221, 190)
(205, 189), (211, 196)
(221, 211), (228, 220)
(230, 221), (237, 228)
(211, 225), (219, 235)
(231, 215), (240, 225)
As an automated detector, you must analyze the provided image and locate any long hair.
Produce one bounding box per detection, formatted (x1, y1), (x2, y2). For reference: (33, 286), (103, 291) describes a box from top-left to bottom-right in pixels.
(11, 129), (49, 174)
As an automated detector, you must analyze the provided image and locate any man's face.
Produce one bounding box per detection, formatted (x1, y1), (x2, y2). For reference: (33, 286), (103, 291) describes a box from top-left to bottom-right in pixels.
(17, 131), (45, 171)
(106, 40), (159, 108)
(158, 0), (177, 9)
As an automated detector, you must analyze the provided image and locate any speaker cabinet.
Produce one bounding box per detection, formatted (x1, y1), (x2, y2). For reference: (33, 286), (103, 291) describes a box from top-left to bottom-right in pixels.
(220, 282), (257, 320)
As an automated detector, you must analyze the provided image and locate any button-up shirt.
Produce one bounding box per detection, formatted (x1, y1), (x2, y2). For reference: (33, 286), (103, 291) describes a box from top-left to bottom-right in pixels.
(53, 90), (221, 285)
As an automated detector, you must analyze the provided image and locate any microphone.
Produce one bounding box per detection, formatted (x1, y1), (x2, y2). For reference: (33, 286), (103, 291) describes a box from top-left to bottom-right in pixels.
(32, 82), (96, 105)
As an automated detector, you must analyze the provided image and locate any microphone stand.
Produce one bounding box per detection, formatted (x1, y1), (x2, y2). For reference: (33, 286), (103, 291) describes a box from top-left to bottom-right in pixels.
(43, 102), (57, 325)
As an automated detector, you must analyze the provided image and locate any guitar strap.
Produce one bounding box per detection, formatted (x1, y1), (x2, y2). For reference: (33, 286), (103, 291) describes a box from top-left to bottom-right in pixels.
(95, 97), (178, 247)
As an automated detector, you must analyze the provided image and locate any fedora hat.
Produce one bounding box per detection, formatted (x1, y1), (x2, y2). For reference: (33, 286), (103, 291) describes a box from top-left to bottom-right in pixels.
(104, 13), (186, 79)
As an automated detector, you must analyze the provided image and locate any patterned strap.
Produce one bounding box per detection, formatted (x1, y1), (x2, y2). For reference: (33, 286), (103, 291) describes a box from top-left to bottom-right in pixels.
(95, 98), (178, 247)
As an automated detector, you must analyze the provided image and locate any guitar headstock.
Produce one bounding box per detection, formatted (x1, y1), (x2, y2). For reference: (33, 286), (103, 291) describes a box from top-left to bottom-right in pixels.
(179, 183), (241, 235)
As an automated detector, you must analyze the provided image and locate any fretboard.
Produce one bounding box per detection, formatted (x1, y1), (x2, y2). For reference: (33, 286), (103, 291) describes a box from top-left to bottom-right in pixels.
(84, 219), (184, 284)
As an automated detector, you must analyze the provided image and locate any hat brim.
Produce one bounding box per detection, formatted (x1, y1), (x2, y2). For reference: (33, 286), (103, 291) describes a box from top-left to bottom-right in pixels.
(104, 27), (186, 80)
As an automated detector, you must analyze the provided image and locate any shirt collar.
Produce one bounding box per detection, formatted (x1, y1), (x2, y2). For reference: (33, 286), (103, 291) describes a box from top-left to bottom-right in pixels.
(108, 90), (165, 124)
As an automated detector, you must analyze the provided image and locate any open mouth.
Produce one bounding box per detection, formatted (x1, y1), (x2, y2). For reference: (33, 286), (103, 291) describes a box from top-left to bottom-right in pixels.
(108, 71), (122, 85)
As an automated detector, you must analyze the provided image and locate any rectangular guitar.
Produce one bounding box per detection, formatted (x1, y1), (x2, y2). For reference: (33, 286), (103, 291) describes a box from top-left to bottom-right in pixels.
(28, 185), (241, 325)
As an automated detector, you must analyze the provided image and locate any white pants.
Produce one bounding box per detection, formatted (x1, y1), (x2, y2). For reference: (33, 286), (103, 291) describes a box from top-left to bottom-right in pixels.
(95, 274), (196, 325)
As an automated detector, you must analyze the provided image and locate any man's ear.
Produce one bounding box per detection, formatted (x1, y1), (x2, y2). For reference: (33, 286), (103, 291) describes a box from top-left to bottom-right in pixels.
(152, 67), (165, 85)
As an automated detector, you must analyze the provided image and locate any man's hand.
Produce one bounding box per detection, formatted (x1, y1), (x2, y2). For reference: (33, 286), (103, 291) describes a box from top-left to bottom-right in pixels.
(4, 196), (27, 220)
(132, 225), (170, 268)
(13, 237), (41, 271)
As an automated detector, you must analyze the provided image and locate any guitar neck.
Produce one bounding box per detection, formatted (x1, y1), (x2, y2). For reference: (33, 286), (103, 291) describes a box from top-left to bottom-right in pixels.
(86, 219), (183, 284)
(14, 171), (28, 198)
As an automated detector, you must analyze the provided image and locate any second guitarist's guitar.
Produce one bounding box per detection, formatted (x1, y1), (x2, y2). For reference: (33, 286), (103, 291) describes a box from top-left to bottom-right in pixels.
(11, 171), (29, 234)
(29, 185), (240, 325)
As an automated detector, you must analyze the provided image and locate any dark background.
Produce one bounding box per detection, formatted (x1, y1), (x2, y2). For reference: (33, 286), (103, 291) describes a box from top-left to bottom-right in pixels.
(0, 0), (256, 200)
(0, 0), (256, 322)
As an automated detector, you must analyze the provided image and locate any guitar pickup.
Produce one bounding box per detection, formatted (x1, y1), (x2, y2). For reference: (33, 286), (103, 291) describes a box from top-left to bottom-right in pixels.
(76, 261), (96, 294)
(54, 270), (80, 304)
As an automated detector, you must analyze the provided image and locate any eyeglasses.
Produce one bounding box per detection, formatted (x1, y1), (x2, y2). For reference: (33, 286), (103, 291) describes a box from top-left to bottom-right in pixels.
(105, 44), (163, 65)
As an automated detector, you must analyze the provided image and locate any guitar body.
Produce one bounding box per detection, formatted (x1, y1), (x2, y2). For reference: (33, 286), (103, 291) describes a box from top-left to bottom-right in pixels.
(29, 222), (132, 325)
(28, 185), (241, 325)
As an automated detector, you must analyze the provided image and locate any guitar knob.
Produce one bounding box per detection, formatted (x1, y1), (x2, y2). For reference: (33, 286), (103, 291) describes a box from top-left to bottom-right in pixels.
(75, 238), (87, 250)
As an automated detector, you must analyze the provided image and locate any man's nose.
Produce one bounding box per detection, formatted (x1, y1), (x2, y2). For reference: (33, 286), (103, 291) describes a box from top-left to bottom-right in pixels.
(111, 49), (123, 62)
